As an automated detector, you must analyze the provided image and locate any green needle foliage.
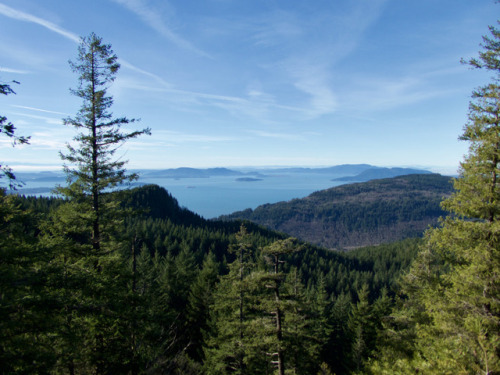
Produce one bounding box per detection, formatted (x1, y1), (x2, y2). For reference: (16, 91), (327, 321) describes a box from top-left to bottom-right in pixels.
(204, 225), (259, 375)
(41, 33), (150, 374)
(1, 79), (30, 189)
(59, 32), (150, 251)
(0, 192), (53, 373)
(370, 21), (500, 375)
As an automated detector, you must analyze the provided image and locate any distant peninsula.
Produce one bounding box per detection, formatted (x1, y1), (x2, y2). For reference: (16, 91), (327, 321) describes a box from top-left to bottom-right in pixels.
(139, 167), (244, 179)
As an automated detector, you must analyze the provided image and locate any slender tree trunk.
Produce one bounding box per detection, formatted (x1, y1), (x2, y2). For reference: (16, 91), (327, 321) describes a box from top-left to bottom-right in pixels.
(239, 248), (245, 373)
(273, 254), (285, 375)
(132, 237), (137, 293)
(89, 45), (104, 375)
(488, 141), (499, 222)
(90, 45), (100, 253)
(131, 238), (138, 375)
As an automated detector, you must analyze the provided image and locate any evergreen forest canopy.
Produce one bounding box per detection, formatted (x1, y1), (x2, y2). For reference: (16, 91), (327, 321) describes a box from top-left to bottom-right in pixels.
(222, 173), (453, 250)
(0, 19), (499, 375)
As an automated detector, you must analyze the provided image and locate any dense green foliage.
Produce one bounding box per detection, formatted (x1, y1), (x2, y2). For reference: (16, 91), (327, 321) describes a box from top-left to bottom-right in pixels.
(368, 21), (500, 374)
(222, 174), (453, 249)
(37, 34), (151, 374)
(3, 183), (422, 374)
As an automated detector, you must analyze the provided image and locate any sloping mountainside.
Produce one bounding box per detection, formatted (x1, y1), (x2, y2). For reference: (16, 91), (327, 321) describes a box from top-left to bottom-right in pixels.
(12, 183), (424, 374)
(221, 174), (454, 249)
(18, 184), (420, 299)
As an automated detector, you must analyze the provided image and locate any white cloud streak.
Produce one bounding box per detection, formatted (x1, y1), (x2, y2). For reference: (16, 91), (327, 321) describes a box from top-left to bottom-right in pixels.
(247, 130), (302, 141)
(289, 63), (337, 119)
(110, 0), (211, 58)
(11, 112), (63, 126)
(11, 105), (69, 116)
(0, 3), (80, 43)
(154, 130), (235, 144)
(113, 79), (318, 125)
(0, 3), (171, 88)
(119, 60), (172, 88)
(29, 132), (66, 149)
(342, 74), (457, 112)
(0, 67), (31, 74)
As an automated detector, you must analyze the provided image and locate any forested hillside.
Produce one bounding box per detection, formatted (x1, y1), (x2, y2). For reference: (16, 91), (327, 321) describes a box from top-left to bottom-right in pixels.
(222, 173), (453, 249)
(3, 184), (421, 374)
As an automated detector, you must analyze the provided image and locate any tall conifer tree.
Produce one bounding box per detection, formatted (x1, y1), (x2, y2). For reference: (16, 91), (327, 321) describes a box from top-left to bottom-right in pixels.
(43, 33), (150, 374)
(204, 225), (259, 374)
(371, 21), (500, 374)
(60, 32), (150, 251)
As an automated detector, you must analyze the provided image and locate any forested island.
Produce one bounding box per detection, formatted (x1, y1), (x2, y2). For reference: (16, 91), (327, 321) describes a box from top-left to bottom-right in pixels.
(1, 20), (499, 375)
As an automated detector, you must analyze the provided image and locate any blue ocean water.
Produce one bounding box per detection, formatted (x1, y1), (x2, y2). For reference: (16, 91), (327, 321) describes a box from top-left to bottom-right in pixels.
(14, 171), (347, 219)
(141, 173), (346, 218)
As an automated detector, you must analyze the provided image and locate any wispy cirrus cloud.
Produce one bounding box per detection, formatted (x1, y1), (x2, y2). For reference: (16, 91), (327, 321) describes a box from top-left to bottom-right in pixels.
(110, 0), (211, 58)
(198, 1), (387, 121)
(341, 72), (457, 113)
(114, 78), (315, 124)
(250, 9), (303, 48)
(0, 3), (172, 88)
(11, 112), (63, 126)
(278, 1), (388, 118)
(0, 67), (31, 74)
(11, 105), (69, 116)
(0, 129), (67, 149)
(29, 131), (67, 149)
(247, 129), (302, 141)
(0, 3), (79, 43)
(286, 62), (337, 119)
(119, 60), (172, 88)
(153, 130), (235, 144)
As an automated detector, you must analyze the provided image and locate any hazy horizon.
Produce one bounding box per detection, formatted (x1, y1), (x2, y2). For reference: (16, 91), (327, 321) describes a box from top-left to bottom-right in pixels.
(8, 162), (457, 176)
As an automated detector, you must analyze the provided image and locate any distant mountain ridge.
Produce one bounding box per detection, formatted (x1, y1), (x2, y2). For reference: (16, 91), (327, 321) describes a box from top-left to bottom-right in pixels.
(221, 174), (454, 249)
(137, 164), (431, 179)
(14, 164), (431, 184)
(254, 164), (373, 175)
(333, 167), (432, 182)
(139, 167), (246, 179)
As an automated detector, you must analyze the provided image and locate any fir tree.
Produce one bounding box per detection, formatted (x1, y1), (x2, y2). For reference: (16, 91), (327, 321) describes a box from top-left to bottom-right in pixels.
(261, 237), (302, 375)
(59, 32), (150, 251)
(204, 225), (258, 374)
(370, 20), (500, 375)
(186, 252), (220, 362)
(42, 33), (150, 373)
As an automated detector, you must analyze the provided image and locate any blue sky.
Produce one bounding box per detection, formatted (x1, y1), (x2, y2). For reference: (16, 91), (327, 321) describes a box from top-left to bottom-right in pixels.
(0, 0), (498, 175)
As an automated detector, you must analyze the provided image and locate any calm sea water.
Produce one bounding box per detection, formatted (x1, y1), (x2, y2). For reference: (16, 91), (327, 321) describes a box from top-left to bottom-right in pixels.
(15, 172), (348, 219)
(141, 173), (346, 218)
